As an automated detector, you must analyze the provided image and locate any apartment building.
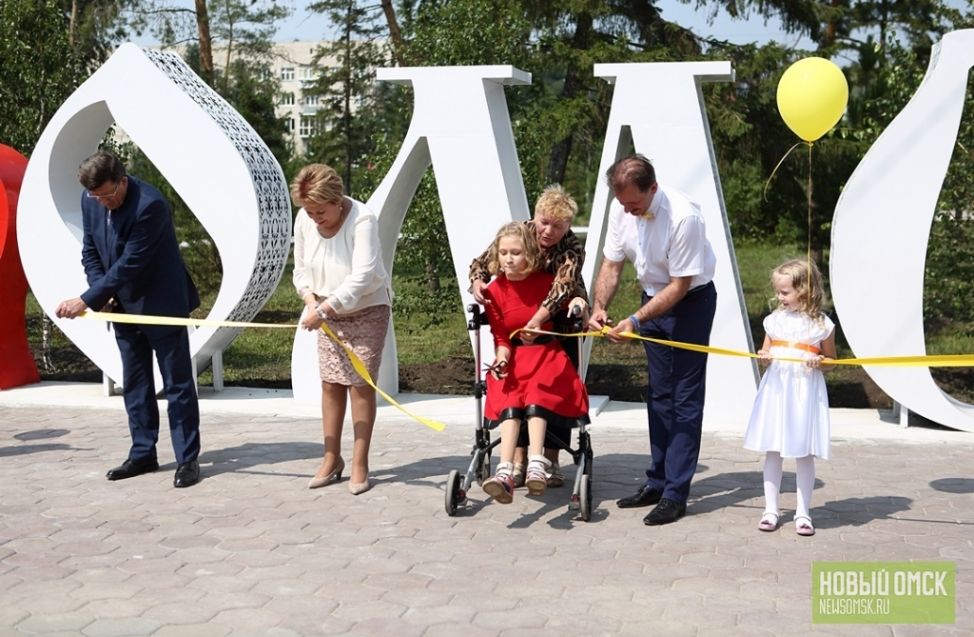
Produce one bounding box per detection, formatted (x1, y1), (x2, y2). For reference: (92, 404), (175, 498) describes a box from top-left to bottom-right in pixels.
(271, 41), (336, 156)
(156, 40), (336, 157)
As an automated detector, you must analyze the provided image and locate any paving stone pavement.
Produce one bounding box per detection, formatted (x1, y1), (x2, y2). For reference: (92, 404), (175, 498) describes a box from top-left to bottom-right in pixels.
(0, 393), (972, 636)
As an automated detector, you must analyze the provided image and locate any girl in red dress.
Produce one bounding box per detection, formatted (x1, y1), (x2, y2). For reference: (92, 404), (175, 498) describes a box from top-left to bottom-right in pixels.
(481, 222), (589, 504)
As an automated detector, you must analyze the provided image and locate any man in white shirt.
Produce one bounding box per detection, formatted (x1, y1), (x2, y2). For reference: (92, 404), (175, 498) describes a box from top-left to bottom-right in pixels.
(589, 154), (717, 526)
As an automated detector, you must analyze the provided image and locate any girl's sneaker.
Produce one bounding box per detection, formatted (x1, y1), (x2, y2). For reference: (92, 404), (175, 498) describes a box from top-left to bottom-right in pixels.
(483, 463), (515, 504)
(525, 456), (552, 496)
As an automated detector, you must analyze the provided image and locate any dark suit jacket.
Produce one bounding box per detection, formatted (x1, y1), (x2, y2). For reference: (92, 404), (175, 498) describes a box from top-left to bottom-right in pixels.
(79, 177), (199, 320)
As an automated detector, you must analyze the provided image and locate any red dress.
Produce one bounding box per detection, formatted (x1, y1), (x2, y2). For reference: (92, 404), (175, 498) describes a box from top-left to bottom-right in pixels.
(482, 272), (589, 424)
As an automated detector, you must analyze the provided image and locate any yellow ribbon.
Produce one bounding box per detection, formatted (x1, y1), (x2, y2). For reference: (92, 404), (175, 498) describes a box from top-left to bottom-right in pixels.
(78, 309), (973, 428)
(512, 327), (974, 368)
(82, 311), (447, 432)
(85, 311), (296, 329)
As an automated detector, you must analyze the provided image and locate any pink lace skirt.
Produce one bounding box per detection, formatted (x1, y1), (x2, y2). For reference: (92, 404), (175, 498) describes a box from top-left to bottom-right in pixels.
(316, 304), (391, 386)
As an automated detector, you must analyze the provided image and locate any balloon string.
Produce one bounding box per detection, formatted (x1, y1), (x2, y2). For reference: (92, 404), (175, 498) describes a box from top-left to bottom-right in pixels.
(762, 140), (805, 202)
(807, 141), (813, 277)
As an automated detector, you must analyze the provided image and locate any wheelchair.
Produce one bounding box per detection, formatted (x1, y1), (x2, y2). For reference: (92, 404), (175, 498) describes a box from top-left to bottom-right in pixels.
(444, 303), (594, 521)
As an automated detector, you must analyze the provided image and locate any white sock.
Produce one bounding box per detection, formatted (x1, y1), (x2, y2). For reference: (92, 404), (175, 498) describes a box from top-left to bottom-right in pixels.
(795, 455), (815, 519)
(763, 451), (783, 514)
(527, 454), (551, 472)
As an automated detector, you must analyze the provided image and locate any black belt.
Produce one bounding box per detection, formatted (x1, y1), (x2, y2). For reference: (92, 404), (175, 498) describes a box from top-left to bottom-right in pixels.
(511, 335), (555, 346)
(687, 281), (714, 295)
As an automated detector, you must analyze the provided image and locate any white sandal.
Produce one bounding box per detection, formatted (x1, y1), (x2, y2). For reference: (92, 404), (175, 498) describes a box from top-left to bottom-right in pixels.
(757, 511), (779, 532)
(795, 515), (816, 536)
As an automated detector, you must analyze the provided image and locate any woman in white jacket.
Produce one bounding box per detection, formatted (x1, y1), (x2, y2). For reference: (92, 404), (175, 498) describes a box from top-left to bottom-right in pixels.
(291, 164), (392, 495)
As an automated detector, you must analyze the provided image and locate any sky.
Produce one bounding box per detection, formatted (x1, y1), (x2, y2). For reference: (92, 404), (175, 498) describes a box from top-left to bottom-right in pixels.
(138, 0), (815, 47)
(279, 0), (810, 45)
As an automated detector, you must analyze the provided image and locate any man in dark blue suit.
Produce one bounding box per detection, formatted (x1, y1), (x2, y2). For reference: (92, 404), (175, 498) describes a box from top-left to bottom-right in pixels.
(56, 151), (202, 488)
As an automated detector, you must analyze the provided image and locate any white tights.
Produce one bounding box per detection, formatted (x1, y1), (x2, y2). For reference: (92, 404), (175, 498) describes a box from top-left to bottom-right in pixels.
(763, 452), (815, 519)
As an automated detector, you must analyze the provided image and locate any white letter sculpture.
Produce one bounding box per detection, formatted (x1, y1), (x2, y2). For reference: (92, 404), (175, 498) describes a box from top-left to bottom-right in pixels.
(293, 62), (760, 425)
(20, 38), (969, 429)
(831, 30), (974, 432)
(291, 66), (532, 402)
(583, 62), (758, 424)
(19, 43), (292, 384)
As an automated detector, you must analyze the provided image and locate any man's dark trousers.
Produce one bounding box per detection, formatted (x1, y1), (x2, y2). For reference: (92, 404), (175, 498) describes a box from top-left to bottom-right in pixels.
(639, 282), (717, 503)
(115, 323), (200, 465)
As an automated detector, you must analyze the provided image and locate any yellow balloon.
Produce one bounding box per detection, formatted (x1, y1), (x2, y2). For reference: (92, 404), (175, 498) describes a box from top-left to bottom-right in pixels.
(776, 57), (849, 142)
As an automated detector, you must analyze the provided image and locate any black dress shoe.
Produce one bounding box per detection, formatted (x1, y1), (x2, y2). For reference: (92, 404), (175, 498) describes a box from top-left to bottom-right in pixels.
(616, 485), (663, 508)
(173, 461), (200, 488)
(643, 498), (687, 526)
(106, 457), (159, 481)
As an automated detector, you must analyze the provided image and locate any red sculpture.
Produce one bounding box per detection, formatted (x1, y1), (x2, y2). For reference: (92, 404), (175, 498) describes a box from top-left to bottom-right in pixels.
(0, 143), (40, 388)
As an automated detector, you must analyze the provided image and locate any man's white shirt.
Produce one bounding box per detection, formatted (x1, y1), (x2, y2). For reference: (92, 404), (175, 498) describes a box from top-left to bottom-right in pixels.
(603, 184), (716, 296)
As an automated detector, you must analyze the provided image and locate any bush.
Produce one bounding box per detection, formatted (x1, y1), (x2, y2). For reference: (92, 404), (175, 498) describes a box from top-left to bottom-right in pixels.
(925, 213), (974, 332)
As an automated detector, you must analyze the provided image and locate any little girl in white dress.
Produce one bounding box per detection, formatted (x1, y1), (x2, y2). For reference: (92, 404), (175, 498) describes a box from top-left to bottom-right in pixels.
(744, 259), (837, 537)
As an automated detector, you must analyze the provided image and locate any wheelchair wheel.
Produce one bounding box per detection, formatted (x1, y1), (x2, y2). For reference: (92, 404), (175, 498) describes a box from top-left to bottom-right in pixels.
(579, 474), (592, 522)
(445, 470), (464, 516)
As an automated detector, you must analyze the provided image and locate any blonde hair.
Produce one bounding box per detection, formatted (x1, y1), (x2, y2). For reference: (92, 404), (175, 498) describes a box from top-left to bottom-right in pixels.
(290, 163), (344, 207)
(487, 222), (542, 276)
(534, 184), (578, 223)
(772, 258), (827, 319)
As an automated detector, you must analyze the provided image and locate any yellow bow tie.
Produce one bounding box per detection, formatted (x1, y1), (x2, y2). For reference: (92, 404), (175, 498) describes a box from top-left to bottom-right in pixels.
(640, 210), (655, 220)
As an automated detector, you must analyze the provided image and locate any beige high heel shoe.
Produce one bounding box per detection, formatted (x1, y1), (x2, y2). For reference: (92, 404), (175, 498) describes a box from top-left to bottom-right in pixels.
(308, 457), (345, 489)
(348, 473), (371, 495)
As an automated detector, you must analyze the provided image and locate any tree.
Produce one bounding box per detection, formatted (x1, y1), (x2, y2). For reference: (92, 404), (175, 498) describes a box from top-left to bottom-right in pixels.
(207, 0), (288, 92)
(360, 0), (766, 308)
(193, 0), (214, 84)
(63, 0), (134, 64)
(125, 0), (205, 68)
(393, 0), (534, 303)
(1, 0), (131, 371)
(684, 0), (959, 267)
(378, 0), (406, 65)
(305, 0), (390, 191)
(121, 2), (292, 297)
(0, 0), (81, 372)
(127, 0), (288, 89)
(0, 1), (82, 154)
(518, 0), (708, 208)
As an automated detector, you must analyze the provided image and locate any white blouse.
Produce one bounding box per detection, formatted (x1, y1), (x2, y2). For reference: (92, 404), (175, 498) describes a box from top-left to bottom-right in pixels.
(292, 197), (391, 314)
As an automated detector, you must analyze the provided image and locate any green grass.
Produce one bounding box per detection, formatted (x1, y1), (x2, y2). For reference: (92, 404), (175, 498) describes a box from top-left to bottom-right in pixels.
(925, 327), (974, 356)
(734, 241), (807, 318)
(193, 266), (300, 387)
(384, 275), (471, 364)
